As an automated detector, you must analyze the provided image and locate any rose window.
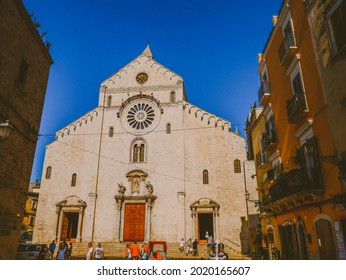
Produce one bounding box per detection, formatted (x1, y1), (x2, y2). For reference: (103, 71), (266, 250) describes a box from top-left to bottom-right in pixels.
(127, 103), (155, 129)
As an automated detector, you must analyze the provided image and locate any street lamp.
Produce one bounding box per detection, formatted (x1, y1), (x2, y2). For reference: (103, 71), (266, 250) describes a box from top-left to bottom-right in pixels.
(245, 191), (260, 208)
(0, 120), (13, 141)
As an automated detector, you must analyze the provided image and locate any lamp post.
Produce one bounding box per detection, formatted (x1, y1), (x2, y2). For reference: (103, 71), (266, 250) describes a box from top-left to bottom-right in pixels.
(0, 120), (13, 141)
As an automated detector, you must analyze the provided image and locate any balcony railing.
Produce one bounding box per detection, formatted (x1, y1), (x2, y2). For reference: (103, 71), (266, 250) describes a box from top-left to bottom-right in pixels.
(262, 130), (277, 151)
(256, 150), (268, 168)
(279, 31), (298, 65)
(286, 94), (307, 123)
(269, 168), (323, 203)
(258, 80), (271, 106)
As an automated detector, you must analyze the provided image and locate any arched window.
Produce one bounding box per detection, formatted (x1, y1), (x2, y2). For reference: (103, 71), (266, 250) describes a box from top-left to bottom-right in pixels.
(170, 91), (176, 103)
(107, 96), (112, 107)
(203, 170), (209, 184)
(71, 173), (77, 187)
(166, 123), (171, 134)
(234, 159), (241, 173)
(139, 144), (145, 162)
(133, 144), (139, 162)
(46, 166), (52, 179)
(109, 126), (114, 137)
(131, 139), (146, 163)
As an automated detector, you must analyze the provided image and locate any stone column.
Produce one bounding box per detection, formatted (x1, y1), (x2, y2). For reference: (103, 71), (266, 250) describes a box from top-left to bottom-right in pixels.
(57, 209), (64, 242)
(145, 198), (153, 241)
(76, 208), (84, 242)
(115, 201), (123, 242)
(213, 208), (219, 242)
(55, 207), (61, 241)
(191, 208), (197, 240)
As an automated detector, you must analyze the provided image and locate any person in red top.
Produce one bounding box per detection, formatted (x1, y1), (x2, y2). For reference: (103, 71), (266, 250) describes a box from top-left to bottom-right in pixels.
(156, 250), (163, 260)
(131, 241), (140, 260)
(144, 241), (149, 254)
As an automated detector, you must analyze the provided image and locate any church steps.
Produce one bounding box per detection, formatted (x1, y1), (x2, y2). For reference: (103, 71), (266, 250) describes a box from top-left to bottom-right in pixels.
(66, 242), (251, 260)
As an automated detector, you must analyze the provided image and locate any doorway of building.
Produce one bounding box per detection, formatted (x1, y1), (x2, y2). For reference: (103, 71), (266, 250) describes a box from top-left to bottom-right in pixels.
(60, 212), (79, 241)
(315, 218), (337, 260)
(123, 203), (145, 242)
(198, 213), (213, 242)
(279, 222), (299, 259)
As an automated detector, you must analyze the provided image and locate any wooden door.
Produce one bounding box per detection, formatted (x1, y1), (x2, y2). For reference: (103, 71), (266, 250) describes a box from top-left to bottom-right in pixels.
(124, 203), (145, 242)
(315, 219), (337, 260)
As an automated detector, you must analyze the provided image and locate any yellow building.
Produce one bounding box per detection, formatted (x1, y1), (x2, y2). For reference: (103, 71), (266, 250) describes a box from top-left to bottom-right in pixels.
(248, 0), (346, 259)
(20, 181), (40, 241)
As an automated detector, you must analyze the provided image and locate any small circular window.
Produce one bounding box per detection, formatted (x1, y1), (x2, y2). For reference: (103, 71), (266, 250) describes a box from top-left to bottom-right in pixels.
(136, 73), (148, 84)
(127, 103), (155, 129)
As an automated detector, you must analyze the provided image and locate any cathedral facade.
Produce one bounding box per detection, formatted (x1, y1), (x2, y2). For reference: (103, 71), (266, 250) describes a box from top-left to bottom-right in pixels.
(33, 47), (253, 249)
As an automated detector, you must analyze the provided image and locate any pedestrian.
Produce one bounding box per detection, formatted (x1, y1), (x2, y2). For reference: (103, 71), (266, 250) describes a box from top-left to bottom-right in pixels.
(179, 238), (184, 253)
(68, 242), (73, 260)
(56, 242), (67, 260)
(207, 235), (213, 252)
(186, 238), (192, 256)
(141, 244), (148, 260)
(125, 244), (132, 260)
(93, 243), (104, 260)
(218, 243), (228, 260)
(131, 241), (140, 260)
(144, 241), (149, 255)
(49, 240), (56, 259)
(192, 239), (198, 256)
(86, 242), (94, 260)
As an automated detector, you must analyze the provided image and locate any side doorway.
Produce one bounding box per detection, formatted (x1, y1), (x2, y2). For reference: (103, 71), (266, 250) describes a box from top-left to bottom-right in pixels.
(315, 218), (337, 260)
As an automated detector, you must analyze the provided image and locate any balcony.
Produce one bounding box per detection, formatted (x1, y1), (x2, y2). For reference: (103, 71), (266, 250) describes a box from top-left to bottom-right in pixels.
(256, 150), (269, 169)
(267, 168), (323, 205)
(258, 80), (271, 106)
(286, 94), (307, 123)
(262, 130), (277, 151)
(279, 31), (298, 66)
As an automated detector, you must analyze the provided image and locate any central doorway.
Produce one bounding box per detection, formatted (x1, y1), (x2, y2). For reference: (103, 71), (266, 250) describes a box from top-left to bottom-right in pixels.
(123, 203), (146, 242)
(60, 212), (79, 241)
(198, 213), (213, 242)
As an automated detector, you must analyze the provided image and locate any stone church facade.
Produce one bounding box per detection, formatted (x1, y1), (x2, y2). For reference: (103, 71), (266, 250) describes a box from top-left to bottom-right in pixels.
(33, 47), (253, 249)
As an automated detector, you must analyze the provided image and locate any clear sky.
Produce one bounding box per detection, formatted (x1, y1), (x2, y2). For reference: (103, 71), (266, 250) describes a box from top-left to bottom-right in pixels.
(23, 0), (282, 182)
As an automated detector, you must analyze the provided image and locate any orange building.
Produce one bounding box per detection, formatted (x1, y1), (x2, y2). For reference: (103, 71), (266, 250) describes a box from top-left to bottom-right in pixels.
(250, 0), (346, 259)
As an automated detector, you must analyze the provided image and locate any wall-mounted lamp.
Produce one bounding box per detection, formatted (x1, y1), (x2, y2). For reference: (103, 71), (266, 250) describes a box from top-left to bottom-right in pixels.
(245, 191), (260, 207)
(304, 137), (338, 164)
(0, 120), (13, 141)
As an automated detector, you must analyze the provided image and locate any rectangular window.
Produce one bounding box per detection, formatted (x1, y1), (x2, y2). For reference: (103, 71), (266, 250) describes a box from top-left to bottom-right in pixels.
(330, 0), (346, 52)
(17, 58), (29, 86)
(292, 72), (305, 96)
(29, 216), (35, 226)
(31, 201), (37, 210)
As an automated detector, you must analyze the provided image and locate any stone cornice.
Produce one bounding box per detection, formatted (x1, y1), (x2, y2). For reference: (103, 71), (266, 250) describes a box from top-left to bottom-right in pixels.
(107, 84), (182, 94)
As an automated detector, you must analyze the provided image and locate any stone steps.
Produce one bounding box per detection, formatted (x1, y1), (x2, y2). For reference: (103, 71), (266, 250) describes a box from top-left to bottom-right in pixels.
(67, 242), (251, 260)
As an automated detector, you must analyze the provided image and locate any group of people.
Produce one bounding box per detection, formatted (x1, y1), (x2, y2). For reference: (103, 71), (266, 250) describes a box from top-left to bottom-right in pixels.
(179, 236), (229, 259)
(85, 242), (105, 260)
(49, 240), (73, 260)
(125, 241), (164, 260)
(179, 238), (199, 256)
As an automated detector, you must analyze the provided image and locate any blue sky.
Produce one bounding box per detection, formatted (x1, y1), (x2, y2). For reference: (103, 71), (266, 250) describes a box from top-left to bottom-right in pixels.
(23, 0), (282, 182)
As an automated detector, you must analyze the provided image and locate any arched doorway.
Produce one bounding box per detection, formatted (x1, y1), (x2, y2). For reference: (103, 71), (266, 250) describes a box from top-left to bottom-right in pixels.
(315, 218), (337, 259)
(279, 219), (299, 259)
(297, 218), (309, 259)
(56, 196), (86, 242)
(190, 198), (220, 243)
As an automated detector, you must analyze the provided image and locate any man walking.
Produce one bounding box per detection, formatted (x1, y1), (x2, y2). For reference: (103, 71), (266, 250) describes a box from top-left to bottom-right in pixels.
(93, 243), (104, 260)
(179, 238), (185, 253)
(49, 240), (56, 259)
(192, 239), (198, 256)
(131, 241), (140, 260)
(86, 242), (94, 260)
